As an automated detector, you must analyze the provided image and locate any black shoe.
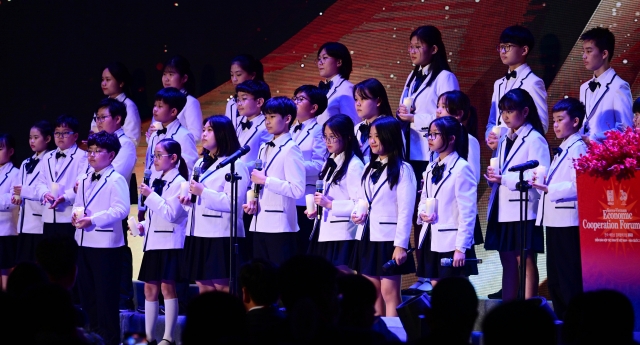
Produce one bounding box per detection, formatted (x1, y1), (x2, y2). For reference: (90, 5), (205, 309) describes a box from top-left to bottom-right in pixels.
(119, 298), (135, 312)
(147, 340), (157, 345)
(158, 339), (176, 345)
(488, 289), (502, 299)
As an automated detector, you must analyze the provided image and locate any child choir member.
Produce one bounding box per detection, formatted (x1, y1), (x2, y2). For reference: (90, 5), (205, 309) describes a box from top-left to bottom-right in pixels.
(0, 133), (19, 290)
(353, 78), (395, 164)
(316, 42), (358, 125)
(226, 54), (265, 129)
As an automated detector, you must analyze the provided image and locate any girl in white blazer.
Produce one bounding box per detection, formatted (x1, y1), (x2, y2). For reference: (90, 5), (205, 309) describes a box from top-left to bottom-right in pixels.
(347, 116), (416, 317)
(306, 114), (364, 272)
(179, 116), (250, 294)
(315, 42), (359, 125)
(225, 54), (265, 130)
(484, 89), (550, 301)
(91, 62), (142, 145)
(417, 117), (478, 285)
(136, 138), (188, 345)
(0, 133), (20, 289)
(12, 121), (55, 263)
(354, 78), (396, 165)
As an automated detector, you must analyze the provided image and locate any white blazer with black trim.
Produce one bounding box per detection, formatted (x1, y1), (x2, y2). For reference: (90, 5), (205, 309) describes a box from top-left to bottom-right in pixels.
(14, 152), (49, 234)
(316, 75), (358, 125)
(0, 163), (20, 236)
(91, 93), (142, 146)
(236, 114), (272, 174)
(145, 119), (198, 173)
(290, 118), (326, 207)
(112, 128), (137, 186)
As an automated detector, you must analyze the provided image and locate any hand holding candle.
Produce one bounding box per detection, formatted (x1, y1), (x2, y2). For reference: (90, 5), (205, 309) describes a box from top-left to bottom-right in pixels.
(179, 181), (189, 198)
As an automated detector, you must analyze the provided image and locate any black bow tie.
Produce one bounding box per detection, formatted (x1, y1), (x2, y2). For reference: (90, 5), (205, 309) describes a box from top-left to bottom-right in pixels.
(505, 70), (517, 80)
(201, 154), (218, 172)
(240, 120), (253, 130)
(151, 178), (166, 196)
(320, 158), (338, 181)
(432, 163), (446, 185)
(91, 173), (101, 182)
(293, 124), (303, 133)
(55, 151), (66, 159)
(25, 158), (40, 174)
(370, 161), (387, 184)
(318, 80), (333, 94)
(588, 80), (601, 92)
(553, 147), (563, 157)
(266, 141), (275, 148)
(359, 123), (370, 145)
(156, 127), (167, 135)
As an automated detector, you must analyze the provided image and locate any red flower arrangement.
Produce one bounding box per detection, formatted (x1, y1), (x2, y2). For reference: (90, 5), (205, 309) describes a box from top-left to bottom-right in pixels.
(574, 127), (640, 180)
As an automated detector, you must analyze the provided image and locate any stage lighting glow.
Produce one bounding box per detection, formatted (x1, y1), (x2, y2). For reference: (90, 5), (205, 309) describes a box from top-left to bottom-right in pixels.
(300, 63), (305, 68)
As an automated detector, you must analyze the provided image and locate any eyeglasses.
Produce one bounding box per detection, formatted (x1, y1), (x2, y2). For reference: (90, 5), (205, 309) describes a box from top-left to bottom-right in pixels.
(93, 115), (112, 123)
(316, 56), (333, 64)
(322, 135), (340, 143)
(53, 131), (75, 138)
(425, 132), (442, 140)
(87, 149), (108, 156)
(291, 96), (309, 103)
(496, 44), (519, 53)
(152, 153), (172, 160)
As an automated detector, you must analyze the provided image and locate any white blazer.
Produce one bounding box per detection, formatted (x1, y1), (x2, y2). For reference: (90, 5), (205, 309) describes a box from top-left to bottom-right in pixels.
(290, 118), (326, 206)
(35, 145), (89, 224)
(484, 64), (549, 139)
(334, 158), (416, 248)
(249, 133), (306, 233)
(417, 152), (476, 253)
(225, 97), (244, 131)
(536, 133), (587, 227)
(317, 152), (365, 242)
(15, 153), (49, 234)
(399, 68), (460, 161)
(140, 168), (188, 251)
(112, 128), (137, 186)
(73, 166), (129, 248)
(184, 156), (250, 238)
(178, 93), (204, 144)
(145, 119), (198, 173)
(91, 93), (142, 146)
(236, 114), (272, 174)
(487, 123), (550, 223)
(316, 75), (358, 125)
(428, 133), (480, 184)
(0, 163), (20, 236)
(579, 67), (633, 142)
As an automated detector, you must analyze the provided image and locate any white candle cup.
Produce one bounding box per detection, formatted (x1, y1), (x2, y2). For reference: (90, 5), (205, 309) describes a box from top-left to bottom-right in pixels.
(354, 199), (369, 217)
(152, 122), (163, 131)
(490, 158), (500, 171)
(179, 182), (190, 198)
(72, 207), (85, 227)
(305, 194), (316, 214)
(402, 97), (413, 108)
(90, 125), (99, 133)
(12, 195), (20, 203)
(127, 216), (140, 237)
(491, 126), (506, 138)
(426, 198), (438, 216)
(246, 189), (256, 203)
(535, 166), (548, 182)
(50, 182), (60, 199)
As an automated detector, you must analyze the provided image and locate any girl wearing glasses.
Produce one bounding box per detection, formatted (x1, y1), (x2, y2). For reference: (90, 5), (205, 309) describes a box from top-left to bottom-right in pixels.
(353, 78), (396, 164)
(0, 133), (19, 290)
(225, 54), (265, 130)
(315, 42), (358, 125)
(306, 114), (364, 272)
(135, 138), (189, 345)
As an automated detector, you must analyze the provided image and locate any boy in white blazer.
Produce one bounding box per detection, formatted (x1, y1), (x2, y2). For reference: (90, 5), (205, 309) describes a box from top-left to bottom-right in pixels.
(291, 85), (327, 254)
(226, 54), (265, 130)
(578, 27), (633, 143)
(315, 42), (358, 125)
(485, 25), (549, 148)
(35, 115), (89, 240)
(72, 131), (129, 345)
(243, 97), (305, 265)
(533, 98), (588, 320)
(235, 80), (273, 174)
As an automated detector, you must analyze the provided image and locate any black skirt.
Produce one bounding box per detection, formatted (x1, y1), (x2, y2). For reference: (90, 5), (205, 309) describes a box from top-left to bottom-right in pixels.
(484, 199), (544, 253)
(308, 239), (356, 267)
(182, 236), (239, 281)
(15, 233), (44, 264)
(137, 248), (183, 282)
(473, 214), (484, 245)
(416, 225), (478, 278)
(0, 235), (18, 269)
(350, 228), (416, 277)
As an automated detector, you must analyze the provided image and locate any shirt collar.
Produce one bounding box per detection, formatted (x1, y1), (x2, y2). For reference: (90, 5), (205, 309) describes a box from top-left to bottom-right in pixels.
(508, 63), (529, 74)
(0, 162), (14, 174)
(593, 67), (614, 82)
(419, 64), (431, 75)
(507, 123), (532, 140)
(114, 128), (125, 137)
(112, 93), (126, 102)
(330, 151), (346, 167)
(271, 132), (292, 146)
(437, 151), (459, 166)
(57, 144), (77, 156)
(560, 132), (582, 149)
(157, 166), (180, 182)
(375, 156), (389, 164)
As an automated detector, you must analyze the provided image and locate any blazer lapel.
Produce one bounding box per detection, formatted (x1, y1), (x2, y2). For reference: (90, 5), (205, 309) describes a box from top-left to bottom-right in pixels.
(240, 117), (265, 147)
(264, 138), (292, 174)
(586, 73), (616, 121)
(55, 146), (79, 183)
(502, 127), (534, 172)
(546, 138), (583, 185)
(297, 121), (317, 146)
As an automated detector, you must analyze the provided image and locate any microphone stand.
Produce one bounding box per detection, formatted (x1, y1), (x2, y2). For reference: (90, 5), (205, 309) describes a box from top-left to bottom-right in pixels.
(225, 160), (242, 297)
(516, 170), (532, 301)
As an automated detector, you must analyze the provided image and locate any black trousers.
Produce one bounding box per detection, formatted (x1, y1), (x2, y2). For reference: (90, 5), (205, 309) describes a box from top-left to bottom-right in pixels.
(409, 160), (428, 272)
(253, 232), (297, 266)
(43, 222), (76, 240)
(77, 246), (123, 345)
(546, 226), (583, 320)
(119, 219), (134, 304)
(295, 205), (315, 255)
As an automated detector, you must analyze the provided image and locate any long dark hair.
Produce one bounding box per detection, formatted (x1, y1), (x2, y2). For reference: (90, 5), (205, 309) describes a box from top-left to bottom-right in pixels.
(201, 115), (241, 171)
(361, 116), (405, 190)
(429, 116), (469, 161)
(353, 78), (393, 117)
(0, 132), (17, 167)
(164, 55), (195, 95)
(437, 90), (478, 139)
(498, 89), (545, 137)
(103, 61), (131, 96)
(156, 138), (189, 181)
(406, 26), (452, 89)
(231, 54), (265, 82)
(31, 120), (56, 152)
(321, 115), (364, 185)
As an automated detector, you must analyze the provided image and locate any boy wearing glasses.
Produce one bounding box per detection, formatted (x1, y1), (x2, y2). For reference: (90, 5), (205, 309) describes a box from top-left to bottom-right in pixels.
(235, 80), (272, 173)
(290, 85), (327, 254)
(36, 115), (88, 240)
(485, 25), (549, 151)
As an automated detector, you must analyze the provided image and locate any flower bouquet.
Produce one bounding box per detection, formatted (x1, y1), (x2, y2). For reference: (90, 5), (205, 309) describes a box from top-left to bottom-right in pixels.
(574, 127), (640, 180)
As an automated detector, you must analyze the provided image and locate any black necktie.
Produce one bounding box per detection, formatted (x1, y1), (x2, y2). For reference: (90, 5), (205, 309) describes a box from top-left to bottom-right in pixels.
(370, 161), (387, 184)
(266, 141), (275, 148)
(240, 120), (253, 130)
(413, 71), (427, 89)
(151, 178), (166, 197)
(553, 147), (563, 157)
(359, 123), (370, 145)
(588, 80), (601, 92)
(55, 151), (66, 160)
(293, 124), (303, 133)
(505, 70), (517, 80)
(320, 158), (338, 181)
(431, 163), (445, 185)
(25, 158), (40, 174)
(91, 173), (101, 182)
(318, 80), (333, 94)
(156, 128), (167, 135)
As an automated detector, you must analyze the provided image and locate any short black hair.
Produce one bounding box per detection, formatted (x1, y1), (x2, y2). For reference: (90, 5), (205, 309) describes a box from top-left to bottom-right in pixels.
(96, 98), (127, 126)
(263, 96), (297, 128)
(87, 130), (121, 156)
(235, 80), (271, 104)
(552, 97), (586, 128)
(55, 115), (80, 133)
(35, 236), (78, 282)
(294, 85), (328, 115)
(155, 87), (187, 114)
(580, 27), (615, 62)
(500, 25), (535, 56)
(317, 42), (353, 80)
(239, 259), (279, 306)
(634, 97), (640, 114)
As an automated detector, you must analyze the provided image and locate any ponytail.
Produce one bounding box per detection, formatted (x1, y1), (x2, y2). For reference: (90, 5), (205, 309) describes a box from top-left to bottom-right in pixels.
(178, 157), (189, 181)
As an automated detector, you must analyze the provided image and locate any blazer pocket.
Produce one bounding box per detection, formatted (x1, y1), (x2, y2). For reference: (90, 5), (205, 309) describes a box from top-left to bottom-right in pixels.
(32, 213), (42, 217)
(153, 230), (174, 233)
(202, 208), (223, 218)
(95, 229), (114, 232)
(437, 228), (458, 232)
(261, 193), (284, 213)
(555, 201), (576, 210)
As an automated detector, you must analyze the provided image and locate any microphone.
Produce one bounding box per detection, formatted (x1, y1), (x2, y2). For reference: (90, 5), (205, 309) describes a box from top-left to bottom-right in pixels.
(440, 258), (483, 267)
(253, 159), (263, 197)
(140, 169), (151, 207)
(382, 248), (416, 272)
(191, 167), (201, 203)
(508, 160), (539, 172)
(216, 145), (251, 169)
(316, 180), (324, 220)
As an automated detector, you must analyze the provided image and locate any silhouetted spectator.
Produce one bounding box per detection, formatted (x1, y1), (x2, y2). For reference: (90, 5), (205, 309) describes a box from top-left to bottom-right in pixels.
(182, 291), (246, 345)
(483, 299), (556, 345)
(6, 261), (48, 298)
(36, 236), (79, 290)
